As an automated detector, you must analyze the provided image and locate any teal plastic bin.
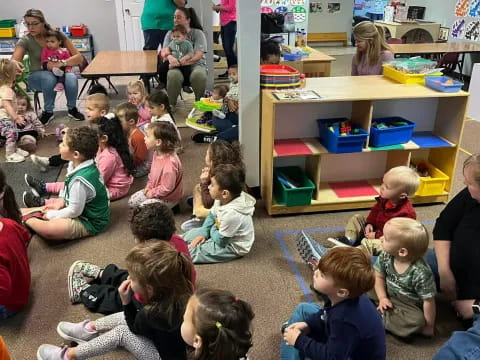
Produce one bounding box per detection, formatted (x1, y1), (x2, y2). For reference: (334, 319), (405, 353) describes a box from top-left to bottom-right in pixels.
(273, 166), (315, 206)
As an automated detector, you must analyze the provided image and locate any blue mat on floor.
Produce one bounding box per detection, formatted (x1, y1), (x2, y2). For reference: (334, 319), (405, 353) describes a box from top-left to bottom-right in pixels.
(2, 160), (63, 206)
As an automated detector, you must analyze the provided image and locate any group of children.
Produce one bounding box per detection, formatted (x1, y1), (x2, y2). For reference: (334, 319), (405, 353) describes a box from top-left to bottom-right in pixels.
(283, 165), (438, 358)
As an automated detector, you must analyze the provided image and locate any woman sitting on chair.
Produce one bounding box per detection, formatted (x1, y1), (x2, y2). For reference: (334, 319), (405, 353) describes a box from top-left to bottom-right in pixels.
(158, 7), (208, 109)
(10, 9), (85, 124)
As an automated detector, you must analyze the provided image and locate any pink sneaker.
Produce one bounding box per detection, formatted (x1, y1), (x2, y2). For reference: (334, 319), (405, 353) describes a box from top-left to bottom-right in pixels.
(54, 83), (64, 92)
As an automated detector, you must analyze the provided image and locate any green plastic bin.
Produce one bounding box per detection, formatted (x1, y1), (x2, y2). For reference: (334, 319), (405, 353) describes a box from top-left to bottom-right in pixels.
(273, 166), (315, 206)
(0, 20), (16, 28)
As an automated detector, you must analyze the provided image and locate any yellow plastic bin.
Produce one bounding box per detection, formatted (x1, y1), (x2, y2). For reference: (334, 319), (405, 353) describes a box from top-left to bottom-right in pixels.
(0, 28), (16, 37)
(383, 65), (440, 85)
(412, 160), (449, 196)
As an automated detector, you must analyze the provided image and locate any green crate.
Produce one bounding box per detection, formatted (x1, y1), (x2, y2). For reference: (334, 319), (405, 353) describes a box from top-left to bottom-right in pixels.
(274, 166), (315, 207)
(0, 20), (16, 28)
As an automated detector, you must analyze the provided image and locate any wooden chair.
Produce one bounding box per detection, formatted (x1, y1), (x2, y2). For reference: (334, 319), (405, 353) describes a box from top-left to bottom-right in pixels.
(438, 52), (460, 74)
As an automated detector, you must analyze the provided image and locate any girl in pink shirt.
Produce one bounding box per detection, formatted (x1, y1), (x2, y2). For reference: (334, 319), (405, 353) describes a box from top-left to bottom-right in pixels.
(128, 122), (183, 211)
(351, 21), (393, 76)
(213, 0), (237, 74)
(127, 80), (151, 133)
(41, 30), (72, 92)
(25, 116), (134, 206)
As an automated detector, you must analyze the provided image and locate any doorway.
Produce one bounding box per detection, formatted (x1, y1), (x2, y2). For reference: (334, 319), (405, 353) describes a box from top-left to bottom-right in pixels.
(115, 0), (145, 51)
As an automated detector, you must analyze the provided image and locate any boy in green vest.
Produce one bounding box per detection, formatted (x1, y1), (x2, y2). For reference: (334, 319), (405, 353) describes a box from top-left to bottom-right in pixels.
(22, 127), (110, 242)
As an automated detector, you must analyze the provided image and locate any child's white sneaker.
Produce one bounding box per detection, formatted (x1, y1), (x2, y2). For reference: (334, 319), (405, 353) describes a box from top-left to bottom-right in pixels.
(52, 67), (64, 77)
(30, 154), (49, 172)
(6, 152), (25, 162)
(16, 148), (29, 157)
(56, 319), (98, 343)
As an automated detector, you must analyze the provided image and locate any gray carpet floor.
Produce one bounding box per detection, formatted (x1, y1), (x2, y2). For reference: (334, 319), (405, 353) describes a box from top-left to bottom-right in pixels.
(1, 48), (480, 359)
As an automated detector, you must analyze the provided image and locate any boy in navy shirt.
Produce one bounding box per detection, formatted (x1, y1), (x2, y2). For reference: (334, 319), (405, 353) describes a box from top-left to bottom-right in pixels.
(281, 247), (386, 360)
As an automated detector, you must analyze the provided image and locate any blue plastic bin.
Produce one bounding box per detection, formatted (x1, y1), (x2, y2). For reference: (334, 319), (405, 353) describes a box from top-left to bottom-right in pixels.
(369, 117), (416, 147)
(283, 53), (302, 61)
(317, 118), (369, 153)
(425, 76), (463, 92)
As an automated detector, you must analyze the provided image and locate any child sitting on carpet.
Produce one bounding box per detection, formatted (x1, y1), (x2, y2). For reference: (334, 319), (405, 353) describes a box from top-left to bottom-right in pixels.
(181, 140), (243, 232)
(128, 122), (183, 210)
(192, 64), (239, 144)
(0, 169), (31, 320)
(296, 165), (420, 267)
(23, 115), (134, 206)
(181, 288), (255, 360)
(30, 91), (110, 172)
(116, 102), (150, 178)
(68, 202), (196, 314)
(15, 92), (45, 154)
(183, 164), (255, 264)
(22, 127), (110, 242)
(146, 90), (181, 141)
(127, 80), (151, 133)
(281, 247), (386, 360)
(369, 217), (436, 338)
(37, 241), (193, 360)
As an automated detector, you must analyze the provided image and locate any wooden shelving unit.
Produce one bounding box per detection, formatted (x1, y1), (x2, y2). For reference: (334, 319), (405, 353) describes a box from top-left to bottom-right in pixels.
(261, 75), (469, 215)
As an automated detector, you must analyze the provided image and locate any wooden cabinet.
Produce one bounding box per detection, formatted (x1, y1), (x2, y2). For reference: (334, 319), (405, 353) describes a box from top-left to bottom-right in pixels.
(261, 76), (469, 215)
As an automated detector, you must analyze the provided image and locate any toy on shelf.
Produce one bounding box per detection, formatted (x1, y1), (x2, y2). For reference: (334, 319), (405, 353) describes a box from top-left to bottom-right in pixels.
(317, 117), (368, 153)
(425, 76), (464, 93)
(410, 161), (430, 177)
(386, 57), (439, 74)
(185, 97), (223, 133)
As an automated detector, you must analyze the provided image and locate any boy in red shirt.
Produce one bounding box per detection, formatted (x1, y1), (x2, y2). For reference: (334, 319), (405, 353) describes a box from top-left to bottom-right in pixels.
(297, 166), (419, 264)
(67, 202), (195, 314)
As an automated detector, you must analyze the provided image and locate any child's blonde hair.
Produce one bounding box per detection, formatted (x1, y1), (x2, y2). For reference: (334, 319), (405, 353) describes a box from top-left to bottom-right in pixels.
(0, 59), (16, 86)
(385, 166), (420, 196)
(86, 93), (110, 112)
(115, 102), (139, 124)
(353, 21), (392, 66)
(127, 80), (147, 101)
(463, 153), (480, 186)
(385, 217), (429, 261)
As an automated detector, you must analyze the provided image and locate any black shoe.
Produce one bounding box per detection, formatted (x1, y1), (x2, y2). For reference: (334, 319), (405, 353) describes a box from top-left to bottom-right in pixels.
(213, 54), (221, 62)
(217, 71), (228, 79)
(192, 133), (217, 144)
(280, 321), (289, 335)
(39, 111), (54, 125)
(68, 107), (85, 121)
(23, 190), (45, 207)
(182, 86), (193, 94)
(25, 174), (46, 197)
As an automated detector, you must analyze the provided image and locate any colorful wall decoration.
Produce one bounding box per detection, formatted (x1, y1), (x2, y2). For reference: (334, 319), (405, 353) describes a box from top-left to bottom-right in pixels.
(260, 0), (309, 30)
(452, 0), (480, 41)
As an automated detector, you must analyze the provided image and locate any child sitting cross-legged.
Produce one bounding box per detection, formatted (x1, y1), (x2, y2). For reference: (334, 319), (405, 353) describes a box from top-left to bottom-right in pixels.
(369, 217), (436, 338)
(21, 126), (110, 242)
(146, 90), (182, 141)
(281, 247), (386, 360)
(127, 80), (151, 133)
(23, 115), (135, 206)
(181, 288), (255, 360)
(128, 122), (183, 210)
(116, 102), (150, 178)
(37, 241), (193, 360)
(296, 165), (419, 267)
(15, 92), (45, 154)
(183, 164), (256, 264)
(68, 202), (196, 314)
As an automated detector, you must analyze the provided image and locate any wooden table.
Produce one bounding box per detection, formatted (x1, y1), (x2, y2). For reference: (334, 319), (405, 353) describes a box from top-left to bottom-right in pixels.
(80, 50), (158, 97)
(390, 42), (480, 77)
(282, 48), (335, 77)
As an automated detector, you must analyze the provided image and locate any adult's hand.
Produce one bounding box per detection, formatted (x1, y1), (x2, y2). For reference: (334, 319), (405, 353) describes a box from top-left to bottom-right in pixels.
(10, 59), (24, 73)
(167, 55), (180, 68)
(227, 99), (238, 113)
(46, 61), (63, 71)
(453, 299), (475, 319)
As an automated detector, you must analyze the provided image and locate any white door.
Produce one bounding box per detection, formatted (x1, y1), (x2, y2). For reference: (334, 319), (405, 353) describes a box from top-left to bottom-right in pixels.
(117, 0), (145, 50)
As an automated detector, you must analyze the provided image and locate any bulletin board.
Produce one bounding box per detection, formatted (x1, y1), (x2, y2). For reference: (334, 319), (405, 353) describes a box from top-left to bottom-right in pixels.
(260, 0), (310, 33)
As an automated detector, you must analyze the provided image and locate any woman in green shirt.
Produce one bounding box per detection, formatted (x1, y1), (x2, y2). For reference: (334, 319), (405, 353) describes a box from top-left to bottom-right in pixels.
(11, 9), (85, 124)
(141, 0), (185, 50)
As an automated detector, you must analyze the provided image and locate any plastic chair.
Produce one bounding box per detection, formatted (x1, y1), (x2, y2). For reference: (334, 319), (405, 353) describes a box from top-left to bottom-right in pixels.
(387, 38), (403, 44)
(438, 52), (460, 74)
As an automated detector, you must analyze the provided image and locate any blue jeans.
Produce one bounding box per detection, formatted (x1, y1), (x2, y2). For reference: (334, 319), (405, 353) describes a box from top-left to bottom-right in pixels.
(434, 315), (480, 359)
(280, 303), (321, 360)
(212, 112), (239, 142)
(221, 21), (237, 68)
(143, 29), (168, 50)
(28, 71), (78, 113)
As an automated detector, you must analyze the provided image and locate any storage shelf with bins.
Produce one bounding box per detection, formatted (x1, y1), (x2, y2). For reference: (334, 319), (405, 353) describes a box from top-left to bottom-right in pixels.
(261, 75), (469, 215)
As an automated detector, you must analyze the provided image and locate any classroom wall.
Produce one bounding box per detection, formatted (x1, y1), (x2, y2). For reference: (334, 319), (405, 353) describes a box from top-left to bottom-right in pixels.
(2, 0), (120, 52)
(307, 0), (354, 43)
